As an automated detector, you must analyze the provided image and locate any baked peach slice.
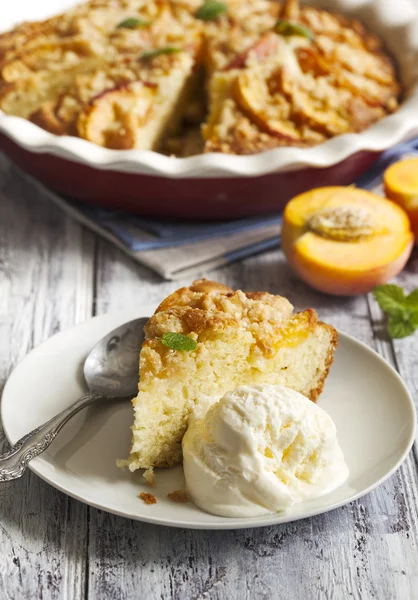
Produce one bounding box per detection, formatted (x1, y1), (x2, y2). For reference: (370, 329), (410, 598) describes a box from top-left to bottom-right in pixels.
(384, 157), (418, 244)
(234, 68), (302, 141)
(77, 82), (156, 149)
(223, 32), (280, 71)
(282, 186), (414, 296)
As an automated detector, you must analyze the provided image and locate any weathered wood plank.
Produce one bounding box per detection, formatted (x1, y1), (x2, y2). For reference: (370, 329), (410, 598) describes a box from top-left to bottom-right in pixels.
(0, 156), (95, 600)
(89, 241), (418, 600)
(388, 248), (418, 412)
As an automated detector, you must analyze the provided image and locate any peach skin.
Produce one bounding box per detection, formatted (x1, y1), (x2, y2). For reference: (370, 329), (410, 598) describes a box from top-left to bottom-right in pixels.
(282, 186), (414, 296)
(383, 157), (418, 245)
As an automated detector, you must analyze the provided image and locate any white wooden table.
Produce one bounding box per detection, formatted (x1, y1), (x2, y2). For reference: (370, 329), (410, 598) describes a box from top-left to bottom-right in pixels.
(0, 154), (417, 600)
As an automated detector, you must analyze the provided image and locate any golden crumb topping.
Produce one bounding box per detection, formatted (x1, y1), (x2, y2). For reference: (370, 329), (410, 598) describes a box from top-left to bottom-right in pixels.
(146, 280), (294, 349)
(0, 0), (401, 154)
(143, 279), (306, 368)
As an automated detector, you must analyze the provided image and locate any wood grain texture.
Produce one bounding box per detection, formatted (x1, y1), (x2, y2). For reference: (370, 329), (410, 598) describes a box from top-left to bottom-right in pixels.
(0, 157), (94, 600)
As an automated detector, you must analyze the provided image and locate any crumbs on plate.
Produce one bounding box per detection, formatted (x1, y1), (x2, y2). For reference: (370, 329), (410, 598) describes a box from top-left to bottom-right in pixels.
(168, 490), (189, 504)
(139, 492), (157, 505)
(143, 467), (155, 486)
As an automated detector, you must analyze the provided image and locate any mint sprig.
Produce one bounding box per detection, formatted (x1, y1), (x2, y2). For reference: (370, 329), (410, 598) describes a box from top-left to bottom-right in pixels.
(195, 1), (227, 21)
(373, 285), (418, 339)
(140, 47), (180, 61)
(406, 289), (418, 307)
(373, 285), (406, 317)
(161, 332), (198, 351)
(274, 20), (314, 41)
(117, 17), (150, 29)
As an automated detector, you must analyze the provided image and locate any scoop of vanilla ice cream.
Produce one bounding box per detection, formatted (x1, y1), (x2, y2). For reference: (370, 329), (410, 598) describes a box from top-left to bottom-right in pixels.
(182, 385), (349, 517)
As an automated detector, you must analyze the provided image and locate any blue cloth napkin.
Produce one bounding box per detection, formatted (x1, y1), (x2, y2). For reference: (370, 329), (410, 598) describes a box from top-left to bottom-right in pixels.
(8, 137), (418, 279)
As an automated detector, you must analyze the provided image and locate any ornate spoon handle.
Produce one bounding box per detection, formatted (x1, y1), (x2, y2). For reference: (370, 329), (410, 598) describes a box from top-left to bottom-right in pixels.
(0, 392), (100, 481)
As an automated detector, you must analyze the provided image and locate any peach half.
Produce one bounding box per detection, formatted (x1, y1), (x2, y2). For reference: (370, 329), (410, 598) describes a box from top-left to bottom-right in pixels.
(384, 157), (418, 244)
(282, 186), (414, 296)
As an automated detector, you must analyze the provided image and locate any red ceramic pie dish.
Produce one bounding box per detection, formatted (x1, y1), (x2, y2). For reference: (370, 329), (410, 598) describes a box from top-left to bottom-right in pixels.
(1, 0), (417, 220)
(0, 132), (379, 220)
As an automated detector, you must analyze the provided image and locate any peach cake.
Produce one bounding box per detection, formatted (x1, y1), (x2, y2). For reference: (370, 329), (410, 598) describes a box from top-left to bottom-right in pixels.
(118, 279), (338, 472)
(0, 0), (401, 155)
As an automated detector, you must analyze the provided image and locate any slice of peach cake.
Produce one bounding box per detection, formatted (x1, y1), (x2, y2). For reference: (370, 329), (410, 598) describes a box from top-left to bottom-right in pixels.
(119, 279), (338, 472)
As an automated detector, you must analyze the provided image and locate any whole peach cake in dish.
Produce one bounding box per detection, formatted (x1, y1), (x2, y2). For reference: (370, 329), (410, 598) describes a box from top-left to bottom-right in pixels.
(0, 0), (401, 155)
(118, 279), (338, 473)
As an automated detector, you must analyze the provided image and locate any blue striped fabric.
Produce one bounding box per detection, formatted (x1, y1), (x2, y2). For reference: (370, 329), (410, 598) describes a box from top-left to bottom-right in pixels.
(68, 137), (418, 255)
(41, 136), (417, 279)
(75, 204), (283, 252)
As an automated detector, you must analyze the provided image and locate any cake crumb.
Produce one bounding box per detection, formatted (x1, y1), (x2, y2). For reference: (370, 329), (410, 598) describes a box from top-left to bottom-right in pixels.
(139, 492), (157, 505)
(143, 467), (155, 486)
(168, 490), (189, 503)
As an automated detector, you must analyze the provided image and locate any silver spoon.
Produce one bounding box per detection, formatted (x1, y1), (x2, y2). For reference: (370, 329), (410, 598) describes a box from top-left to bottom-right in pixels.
(0, 317), (148, 482)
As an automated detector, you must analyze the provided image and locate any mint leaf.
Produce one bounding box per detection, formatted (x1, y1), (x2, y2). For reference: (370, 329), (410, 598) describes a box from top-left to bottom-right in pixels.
(195, 1), (227, 21)
(117, 17), (150, 29)
(161, 332), (198, 351)
(387, 315), (417, 339)
(405, 288), (418, 310)
(275, 20), (314, 41)
(140, 47), (180, 60)
(373, 285), (407, 317)
(373, 284), (418, 339)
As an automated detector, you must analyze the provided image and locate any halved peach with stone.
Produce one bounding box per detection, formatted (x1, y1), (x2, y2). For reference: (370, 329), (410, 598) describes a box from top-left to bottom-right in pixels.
(282, 186), (414, 296)
(384, 157), (418, 244)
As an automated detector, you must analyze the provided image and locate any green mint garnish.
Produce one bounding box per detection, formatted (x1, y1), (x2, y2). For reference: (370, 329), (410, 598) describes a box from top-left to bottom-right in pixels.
(373, 284), (418, 339)
(140, 47), (180, 61)
(405, 289), (418, 307)
(195, 1), (227, 21)
(274, 20), (314, 41)
(117, 18), (151, 29)
(387, 315), (418, 339)
(373, 285), (407, 317)
(161, 332), (198, 351)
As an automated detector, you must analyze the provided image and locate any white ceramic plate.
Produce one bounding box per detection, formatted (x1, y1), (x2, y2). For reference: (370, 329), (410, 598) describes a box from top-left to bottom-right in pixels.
(1, 308), (416, 530)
